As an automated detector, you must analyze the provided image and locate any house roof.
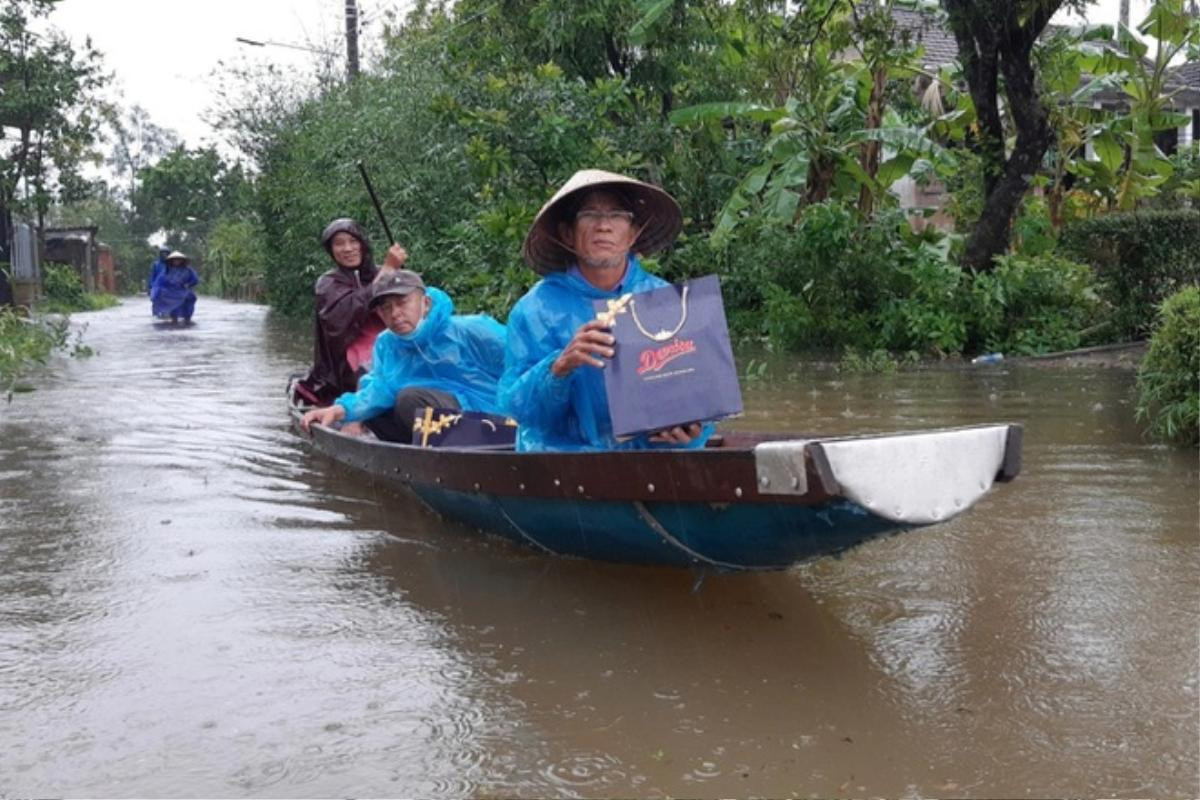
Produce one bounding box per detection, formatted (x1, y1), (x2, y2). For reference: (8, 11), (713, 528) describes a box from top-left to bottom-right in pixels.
(1167, 61), (1200, 90)
(891, 6), (960, 69)
(891, 6), (1200, 109)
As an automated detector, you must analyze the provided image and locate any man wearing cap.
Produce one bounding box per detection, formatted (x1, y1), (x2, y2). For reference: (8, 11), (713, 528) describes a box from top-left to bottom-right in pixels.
(499, 169), (713, 452)
(300, 269), (507, 443)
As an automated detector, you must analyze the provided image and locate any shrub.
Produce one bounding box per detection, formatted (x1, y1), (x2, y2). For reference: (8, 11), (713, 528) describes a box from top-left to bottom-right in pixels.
(711, 204), (923, 351)
(41, 262), (88, 310)
(1058, 210), (1200, 339)
(965, 253), (1103, 356)
(879, 250), (969, 355)
(0, 307), (69, 400)
(1135, 286), (1200, 446)
(39, 263), (120, 313)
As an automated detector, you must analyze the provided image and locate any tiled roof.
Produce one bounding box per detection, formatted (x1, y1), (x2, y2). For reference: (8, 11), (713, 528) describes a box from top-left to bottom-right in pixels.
(891, 6), (960, 69)
(1168, 61), (1200, 90)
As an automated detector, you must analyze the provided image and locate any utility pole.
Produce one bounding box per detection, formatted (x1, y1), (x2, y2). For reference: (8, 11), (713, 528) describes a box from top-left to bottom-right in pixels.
(1118, 0), (1130, 29)
(345, 0), (360, 81)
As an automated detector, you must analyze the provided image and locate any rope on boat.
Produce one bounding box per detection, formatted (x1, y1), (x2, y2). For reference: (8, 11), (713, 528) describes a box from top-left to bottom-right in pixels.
(632, 501), (775, 572)
(488, 496), (559, 556)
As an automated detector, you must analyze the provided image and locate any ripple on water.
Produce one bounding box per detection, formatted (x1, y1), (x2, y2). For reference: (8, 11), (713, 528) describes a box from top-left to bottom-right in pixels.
(684, 759), (723, 781)
(539, 752), (628, 793)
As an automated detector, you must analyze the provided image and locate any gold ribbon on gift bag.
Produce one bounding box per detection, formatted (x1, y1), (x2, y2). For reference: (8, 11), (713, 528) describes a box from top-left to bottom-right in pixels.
(594, 285), (691, 343)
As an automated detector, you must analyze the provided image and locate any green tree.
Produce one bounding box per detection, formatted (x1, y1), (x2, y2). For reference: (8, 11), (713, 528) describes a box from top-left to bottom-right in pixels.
(940, 0), (1090, 270)
(0, 0), (106, 233)
(104, 104), (180, 217)
(132, 145), (254, 259)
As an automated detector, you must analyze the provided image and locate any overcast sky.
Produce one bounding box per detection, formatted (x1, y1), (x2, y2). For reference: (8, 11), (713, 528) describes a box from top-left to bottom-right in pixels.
(42, 0), (1151, 156)
(47, 0), (400, 151)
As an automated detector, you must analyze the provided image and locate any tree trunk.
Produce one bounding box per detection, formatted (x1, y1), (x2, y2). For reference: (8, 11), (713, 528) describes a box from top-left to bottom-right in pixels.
(857, 65), (888, 218)
(942, 0), (1062, 271)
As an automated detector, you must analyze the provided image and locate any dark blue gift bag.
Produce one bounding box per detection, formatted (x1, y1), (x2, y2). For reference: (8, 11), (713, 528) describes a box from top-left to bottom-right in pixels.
(413, 407), (518, 448)
(594, 274), (742, 439)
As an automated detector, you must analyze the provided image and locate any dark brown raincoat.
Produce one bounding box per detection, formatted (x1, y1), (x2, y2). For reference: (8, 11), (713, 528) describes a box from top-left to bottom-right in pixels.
(296, 219), (380, 404)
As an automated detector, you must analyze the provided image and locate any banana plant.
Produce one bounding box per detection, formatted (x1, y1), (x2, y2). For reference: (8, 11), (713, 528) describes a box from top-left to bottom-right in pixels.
(670, 70), (951, 245)
(1074, 0), (1199, 211)
(664, 0), (951, 244)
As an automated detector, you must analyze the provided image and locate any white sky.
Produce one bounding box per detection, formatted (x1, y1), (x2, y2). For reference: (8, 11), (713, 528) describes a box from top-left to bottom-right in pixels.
(46, 0), (402, 151)
(41, 0), (1158, 157)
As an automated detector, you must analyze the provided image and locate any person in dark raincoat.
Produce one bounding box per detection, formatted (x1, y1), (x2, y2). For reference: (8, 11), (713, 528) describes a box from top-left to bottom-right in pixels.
(300, 269), (507, 443)
(295, 218), (408, 405)
(150, 250), (200, 324)
(147, 246), (169, 299)
(499, 169), (712, 452)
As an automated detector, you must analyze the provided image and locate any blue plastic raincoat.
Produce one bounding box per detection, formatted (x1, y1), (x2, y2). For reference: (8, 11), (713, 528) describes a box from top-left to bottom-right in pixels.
(334, 287), (507, 422)
(499, 255), (714, 452)
(147, 255), (167, 294)
(150, 264), (199, 320)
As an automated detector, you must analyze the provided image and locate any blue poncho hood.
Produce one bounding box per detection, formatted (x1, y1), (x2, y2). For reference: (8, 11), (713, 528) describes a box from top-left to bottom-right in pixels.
(335, 287), (507, 422)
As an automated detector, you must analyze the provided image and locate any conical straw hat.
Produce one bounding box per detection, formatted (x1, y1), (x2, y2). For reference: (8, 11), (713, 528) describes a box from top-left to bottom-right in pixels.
(521, 169), (682, 274)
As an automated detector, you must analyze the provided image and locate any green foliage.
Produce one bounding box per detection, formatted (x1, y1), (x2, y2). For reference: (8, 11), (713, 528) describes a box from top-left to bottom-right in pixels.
(965, 253), (1103, 355)
(133, 145), (254, 259)
(1067, 0), (1200, 210)
(880, 249), (970, 354)
(1058, 210), (1200, 339)
(41, 262), (86, 309)
(1136, 286), (1200, 446)
(668, 0), (938, 241)
(839, 346), (919, 374)
(38, 262), (118, 313)
(204, 218), (267, 301)
(0, 306), (68, 401)
(0, 0), (106, 224)
(210, 0), (1129, 362)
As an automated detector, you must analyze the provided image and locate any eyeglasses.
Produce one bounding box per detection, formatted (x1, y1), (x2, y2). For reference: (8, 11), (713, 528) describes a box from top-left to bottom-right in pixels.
(575, 209), (634, 225)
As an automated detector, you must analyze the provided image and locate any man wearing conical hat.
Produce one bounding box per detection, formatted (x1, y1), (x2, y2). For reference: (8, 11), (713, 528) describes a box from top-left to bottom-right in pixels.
(498, 169), (713, 452)
(149, 250), (200, 324)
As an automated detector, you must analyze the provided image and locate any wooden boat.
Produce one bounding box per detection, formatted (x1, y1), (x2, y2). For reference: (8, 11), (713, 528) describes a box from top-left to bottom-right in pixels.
(288, 390), (1022, 571)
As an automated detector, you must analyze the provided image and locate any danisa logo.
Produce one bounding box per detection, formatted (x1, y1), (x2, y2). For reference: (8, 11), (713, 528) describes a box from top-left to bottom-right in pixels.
(637, 339), (697, 375)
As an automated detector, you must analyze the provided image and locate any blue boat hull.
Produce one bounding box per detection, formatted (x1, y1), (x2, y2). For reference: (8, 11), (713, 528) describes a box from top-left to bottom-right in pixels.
(410, 484), (904, 569)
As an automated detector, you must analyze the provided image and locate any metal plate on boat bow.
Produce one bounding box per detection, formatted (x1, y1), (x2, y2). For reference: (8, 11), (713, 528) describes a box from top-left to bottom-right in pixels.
(754, 424), (1015, 524)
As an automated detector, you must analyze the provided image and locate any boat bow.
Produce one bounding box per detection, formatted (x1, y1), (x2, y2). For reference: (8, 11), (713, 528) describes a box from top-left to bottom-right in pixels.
(753, 424), (1021, 524)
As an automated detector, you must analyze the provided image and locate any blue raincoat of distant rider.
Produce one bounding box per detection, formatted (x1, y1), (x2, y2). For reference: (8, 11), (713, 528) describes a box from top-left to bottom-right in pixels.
(499, 169), (714, 452)
(146, 246), (169, 295)
(150, 250), (199, 323)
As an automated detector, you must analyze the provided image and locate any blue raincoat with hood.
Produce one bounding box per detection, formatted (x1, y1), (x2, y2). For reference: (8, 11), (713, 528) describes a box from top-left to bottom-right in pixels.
(499, 255), (714, 452)
(147, 250), (169, 294)
(150, 261), (199, 319)
(334, 287), (507, 422)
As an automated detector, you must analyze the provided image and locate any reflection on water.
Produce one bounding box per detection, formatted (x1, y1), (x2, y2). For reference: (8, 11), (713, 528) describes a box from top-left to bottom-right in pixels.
(0, 299), (1195, 797)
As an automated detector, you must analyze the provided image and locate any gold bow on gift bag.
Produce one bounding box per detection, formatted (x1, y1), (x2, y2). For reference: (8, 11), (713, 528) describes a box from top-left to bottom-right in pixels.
(594, 285), (690, 342)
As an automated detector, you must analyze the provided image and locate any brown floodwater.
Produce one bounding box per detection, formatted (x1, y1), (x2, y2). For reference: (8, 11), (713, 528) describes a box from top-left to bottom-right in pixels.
(1, 298), (1196, 798)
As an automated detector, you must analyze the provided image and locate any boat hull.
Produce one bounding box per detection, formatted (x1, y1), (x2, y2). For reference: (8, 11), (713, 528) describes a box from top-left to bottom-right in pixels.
(290, 397), (1021, 571)
(410, 484), (902, 569)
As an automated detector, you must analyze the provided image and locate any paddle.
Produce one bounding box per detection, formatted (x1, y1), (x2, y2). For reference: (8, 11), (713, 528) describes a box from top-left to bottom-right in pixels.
(357, 160), (396, 244)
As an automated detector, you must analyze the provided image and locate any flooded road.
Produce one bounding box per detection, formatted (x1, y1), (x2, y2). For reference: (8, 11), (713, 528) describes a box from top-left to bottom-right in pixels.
(1, 298), (1196, 797)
